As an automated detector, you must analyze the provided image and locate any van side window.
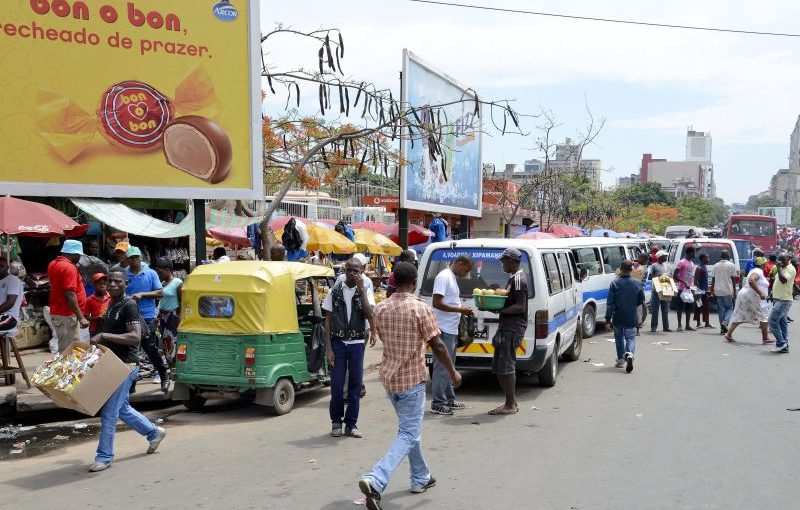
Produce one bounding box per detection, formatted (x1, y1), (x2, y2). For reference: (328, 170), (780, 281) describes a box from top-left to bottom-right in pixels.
(629, 246), (643, 260)
(601, 246), (625, 273)
(542, 253), (563, 295)
(573, 248), (602, 277)
(557, 252), (573, 289)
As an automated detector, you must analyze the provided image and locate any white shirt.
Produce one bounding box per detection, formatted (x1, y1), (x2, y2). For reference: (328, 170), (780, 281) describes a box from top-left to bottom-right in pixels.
(432, 268), (461, 335)
(0, 274), (23, 320)
(711, 259), (737, 297)
(323, 279), (375, 344)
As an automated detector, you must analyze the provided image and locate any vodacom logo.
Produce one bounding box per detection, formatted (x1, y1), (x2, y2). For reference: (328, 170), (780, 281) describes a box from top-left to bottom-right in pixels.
(18, 225), (52, 233)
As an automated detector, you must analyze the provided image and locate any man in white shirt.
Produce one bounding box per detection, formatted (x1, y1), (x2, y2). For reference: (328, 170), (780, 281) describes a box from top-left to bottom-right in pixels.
(324, 257), (375, 439)
(0, 255), (24, 335)
(430, 255), (474, 415)
(710, 250), (739, 335)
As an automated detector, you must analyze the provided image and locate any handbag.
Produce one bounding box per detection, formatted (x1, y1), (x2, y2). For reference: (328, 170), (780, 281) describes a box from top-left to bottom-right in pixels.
(458, 315), (477, 348)
(680, 288), (695, 304)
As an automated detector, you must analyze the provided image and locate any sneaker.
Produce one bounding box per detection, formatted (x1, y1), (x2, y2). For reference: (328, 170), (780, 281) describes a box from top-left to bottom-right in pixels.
(663, 329), (673, 333)
(331, 424), (343, 437)
(410, 475), (437, 494)
(152, 373), (161, 385)
(345, 427), (363, 438)
(676, 326), (683, 332)
(614, 360), (625, 368)
(430, 405), (453, 415)
(626, 353), (634, 373)
(772, 345), (789, 353)
(358, 479), (382, 510)
(360, 385), (366, 398)
(88, 462), (111, 472)
(721, 324), (728, 334)
(160, 375), (170, 394)
(147, 426), (166, 454)
(447, 401), (466, 410)
(685, 326), (696, 332)
(650, 329), (658, 333)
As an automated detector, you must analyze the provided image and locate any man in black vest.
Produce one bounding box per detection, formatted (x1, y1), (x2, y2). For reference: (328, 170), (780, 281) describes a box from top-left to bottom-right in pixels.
(324, 257), (375, 438)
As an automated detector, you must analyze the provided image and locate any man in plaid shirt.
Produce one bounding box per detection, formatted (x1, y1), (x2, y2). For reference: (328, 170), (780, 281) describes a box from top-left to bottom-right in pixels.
(358, 262), (461, 510)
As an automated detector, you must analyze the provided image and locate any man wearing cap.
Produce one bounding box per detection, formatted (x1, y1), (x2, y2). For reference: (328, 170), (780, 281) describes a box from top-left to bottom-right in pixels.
(487, 248), (528, 415)
(110, 242), (130, 270)
(125, 246), (169, 393)
(647, 251), (672, 333)
(710, 250), (738, 335)
(47, 240), (89, 352)
(768, 252), (796, 354)
(85, 273), (111, 336)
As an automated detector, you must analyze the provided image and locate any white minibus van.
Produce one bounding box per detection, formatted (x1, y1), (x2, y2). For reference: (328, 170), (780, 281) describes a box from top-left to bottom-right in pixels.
(565, 238), (652, 337)
(666, 238), (740, 280)
(417, 239), (582, 387)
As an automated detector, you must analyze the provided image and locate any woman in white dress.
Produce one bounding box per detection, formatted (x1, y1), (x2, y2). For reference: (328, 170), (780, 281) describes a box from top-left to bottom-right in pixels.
(724, 257), (773, 344)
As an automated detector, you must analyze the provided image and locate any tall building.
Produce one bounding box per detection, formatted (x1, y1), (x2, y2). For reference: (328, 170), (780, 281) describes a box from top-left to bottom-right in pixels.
(549, 138), (602, 190)
(524, 159), (544, 174)
(685, 129), (715, 198)
(639, 129), (715, 198)
(791, 116), (800, 171)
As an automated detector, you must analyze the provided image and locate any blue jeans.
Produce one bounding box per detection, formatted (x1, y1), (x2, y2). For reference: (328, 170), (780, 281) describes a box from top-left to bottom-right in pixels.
(716, 295), (734, 327)
(330, 340), (365, 429)
(769, 300), (792, 348)
(650, 290), (670, 331)
(96, 366), (157, 463)
(364, 383), (431, 493)
(431, 332), (458, 408)
(614, 326), (636, 361)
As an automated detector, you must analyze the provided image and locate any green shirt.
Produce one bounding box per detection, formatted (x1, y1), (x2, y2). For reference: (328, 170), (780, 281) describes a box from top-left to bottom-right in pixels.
(771, 264), (796, 301)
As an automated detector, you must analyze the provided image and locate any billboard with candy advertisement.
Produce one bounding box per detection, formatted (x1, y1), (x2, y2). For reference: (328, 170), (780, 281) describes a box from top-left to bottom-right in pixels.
(400, 50), (482, 217)
(0, 0), (262, 199)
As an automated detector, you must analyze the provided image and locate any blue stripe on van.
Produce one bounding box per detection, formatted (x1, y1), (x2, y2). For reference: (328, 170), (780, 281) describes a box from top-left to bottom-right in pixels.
(583, 281), (651, 303)
(547, 303), (582, 331)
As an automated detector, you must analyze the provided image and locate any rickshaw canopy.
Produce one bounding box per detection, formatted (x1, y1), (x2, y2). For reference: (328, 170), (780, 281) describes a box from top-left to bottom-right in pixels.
(179, 261), (334, 335)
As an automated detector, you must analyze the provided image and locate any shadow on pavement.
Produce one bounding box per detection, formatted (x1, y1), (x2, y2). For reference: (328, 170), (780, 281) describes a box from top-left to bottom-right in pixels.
(3, 459), (88, 490)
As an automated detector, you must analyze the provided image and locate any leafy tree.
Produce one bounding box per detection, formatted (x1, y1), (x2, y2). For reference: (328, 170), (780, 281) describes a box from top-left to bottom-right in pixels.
(676, 196), (729, 227)
(614, 182), (675, 207)
(615, 203), (678, 234)
(746, 195), (781, 211)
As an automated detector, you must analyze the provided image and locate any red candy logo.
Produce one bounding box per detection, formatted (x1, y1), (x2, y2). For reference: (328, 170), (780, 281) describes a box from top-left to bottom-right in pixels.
(98, 81), (174, 151)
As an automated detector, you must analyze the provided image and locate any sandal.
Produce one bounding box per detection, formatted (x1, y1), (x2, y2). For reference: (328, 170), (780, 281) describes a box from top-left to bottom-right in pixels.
(723, 334), (735, 343)
(488, 406), (518, 415)
(762, 339), (776, 344)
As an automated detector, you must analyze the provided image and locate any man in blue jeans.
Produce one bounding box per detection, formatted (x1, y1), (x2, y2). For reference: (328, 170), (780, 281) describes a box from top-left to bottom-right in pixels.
(711, 250), (738, 335)
(606, 259), (645, 373)
(430, 255), (474, 415)
(768, 252), (796, 354)
(89, 270), (165, 472)
(359, 262), (461, 510)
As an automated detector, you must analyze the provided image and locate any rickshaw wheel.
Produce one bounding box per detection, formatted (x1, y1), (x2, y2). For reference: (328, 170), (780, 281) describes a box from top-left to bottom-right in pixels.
(270, 378), (296, 415)
(185, 390), (206, 412)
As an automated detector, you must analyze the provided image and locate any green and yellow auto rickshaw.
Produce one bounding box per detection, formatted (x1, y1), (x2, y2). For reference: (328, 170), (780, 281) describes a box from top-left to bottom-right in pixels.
(172, 261), (333, 415)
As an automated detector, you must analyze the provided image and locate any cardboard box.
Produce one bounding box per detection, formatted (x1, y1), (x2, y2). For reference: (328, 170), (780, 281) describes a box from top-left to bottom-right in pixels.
(35, 341), (131, 416)
(653, 277), (678, 301)
(14, 320), (50, 350)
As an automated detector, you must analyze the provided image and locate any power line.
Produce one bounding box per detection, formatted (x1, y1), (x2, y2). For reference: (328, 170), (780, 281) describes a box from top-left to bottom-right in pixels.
(406, 0), (800, 38)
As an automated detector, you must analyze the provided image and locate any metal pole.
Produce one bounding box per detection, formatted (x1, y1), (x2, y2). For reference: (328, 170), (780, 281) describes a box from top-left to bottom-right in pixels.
(399, 208), (409, 249)
(193, 198), (206, 267)
(398, 68), (409, 250)
(460, 215), (469, 239)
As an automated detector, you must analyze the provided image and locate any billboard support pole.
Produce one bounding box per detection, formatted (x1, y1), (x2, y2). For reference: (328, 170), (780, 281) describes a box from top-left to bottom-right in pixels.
(193, 198), (206, 267)
(460, 215), (469, 238)
(399, 208), (409, 249)
(398, 68), (410, 250)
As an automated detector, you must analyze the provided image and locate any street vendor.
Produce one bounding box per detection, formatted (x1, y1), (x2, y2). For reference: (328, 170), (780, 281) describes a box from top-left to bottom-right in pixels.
(88, 270), (166, 473)
(47, 240), (89, 352)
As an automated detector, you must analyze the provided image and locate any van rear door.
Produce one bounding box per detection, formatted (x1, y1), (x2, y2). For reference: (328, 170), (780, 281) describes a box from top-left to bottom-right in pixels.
(541, 252), (567, 346)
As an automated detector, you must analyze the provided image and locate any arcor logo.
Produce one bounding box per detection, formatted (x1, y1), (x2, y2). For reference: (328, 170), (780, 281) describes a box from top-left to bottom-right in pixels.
(212, 1), (239, 22)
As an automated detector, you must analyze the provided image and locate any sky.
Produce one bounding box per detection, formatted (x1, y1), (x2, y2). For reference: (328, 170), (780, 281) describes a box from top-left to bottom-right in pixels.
(260, 0), (800, 204)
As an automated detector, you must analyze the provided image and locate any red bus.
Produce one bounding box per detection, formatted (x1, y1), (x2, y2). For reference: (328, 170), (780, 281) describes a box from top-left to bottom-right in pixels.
(725, 214), (778, 254)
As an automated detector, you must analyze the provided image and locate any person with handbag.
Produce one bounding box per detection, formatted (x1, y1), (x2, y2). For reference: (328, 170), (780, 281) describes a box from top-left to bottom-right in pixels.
(430, 255), (474, 415)
(673, 246), (697, 332)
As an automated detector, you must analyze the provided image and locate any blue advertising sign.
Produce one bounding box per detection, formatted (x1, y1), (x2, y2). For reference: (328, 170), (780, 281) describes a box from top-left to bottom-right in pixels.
(401, 50), (482, 217)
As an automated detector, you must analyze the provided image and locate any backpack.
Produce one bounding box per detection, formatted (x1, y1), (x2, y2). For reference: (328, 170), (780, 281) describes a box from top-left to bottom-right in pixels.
(282, 218), (302, 251)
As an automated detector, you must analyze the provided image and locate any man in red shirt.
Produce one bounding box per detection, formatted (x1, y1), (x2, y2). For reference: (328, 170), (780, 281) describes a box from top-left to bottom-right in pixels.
(85, 273), (111, 336)
(48, 240), (88, 352)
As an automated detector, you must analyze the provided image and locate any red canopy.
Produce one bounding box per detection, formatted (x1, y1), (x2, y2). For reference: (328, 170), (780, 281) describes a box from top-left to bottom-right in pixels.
(268, 216), (310, 231)
(208, 226), (249, 247)
(545, 224), (584, 238)
(387, 223), (434, 246)
(517, 231), (558, 240)
(0, 196), (87, 237)
(352, 221), (392, 236)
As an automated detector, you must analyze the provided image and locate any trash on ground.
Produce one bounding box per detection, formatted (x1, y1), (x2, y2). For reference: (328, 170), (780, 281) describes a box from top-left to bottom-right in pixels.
(588, 340), (597, 344)
(0, 426), (19, 439)
(18, 426), (36, 432)
(471, 421), (480, 425)
(635, 413), (643, 419)
(308, 459), (316, 463)
(156, 418), (165, 424)
(721, 353), (731, 357)
(353, 499), (366, 506)
(582, 358), (592, 362)
(73, 423), (88, 430)
(606, 339), (615, 342)
(652, 341), (671, 346)
(10, 449), (23, 455)
(665, 348), (688, 351)
(54, 435), (70, 440)
(531, 406), (539, 410)
(591, 362), (605, 367)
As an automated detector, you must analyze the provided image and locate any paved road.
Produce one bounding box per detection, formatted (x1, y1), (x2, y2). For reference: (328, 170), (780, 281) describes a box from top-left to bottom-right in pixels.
(2, 321), (799, 510)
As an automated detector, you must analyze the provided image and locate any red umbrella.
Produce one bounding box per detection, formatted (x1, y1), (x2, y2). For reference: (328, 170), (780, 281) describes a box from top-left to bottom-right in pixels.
(268, 216), (310, 231)
(208, 226), (249, 247)
(352, 221), (392, 236)
(387, 223), (434, 246)
(545, 224), (584, 238)
(517, 231), (557, 240)
(0, 195), (87, 237)
(317, 218), (340, 227)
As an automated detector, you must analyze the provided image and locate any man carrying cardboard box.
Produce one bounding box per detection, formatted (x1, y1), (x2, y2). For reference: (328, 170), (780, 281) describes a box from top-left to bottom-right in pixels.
(88, 269), (166, 473)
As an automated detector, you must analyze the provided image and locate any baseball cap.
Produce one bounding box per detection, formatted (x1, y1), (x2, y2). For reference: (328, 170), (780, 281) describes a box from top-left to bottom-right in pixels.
(500, 247), (522, 262)
(353, 253), (369, 266)
(656, 250), (668, 258)
(92, 273), (108, 283)
(114, 241), (129, 253)
(126, 246), (142, 258)
(61, 239), (84, 255)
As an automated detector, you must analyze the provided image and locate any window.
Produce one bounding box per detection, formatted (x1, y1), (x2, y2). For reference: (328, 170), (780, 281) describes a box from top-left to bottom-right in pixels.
(601, 246), (625, 274)
(542, 253), (563, 295)
(573, 248), (602, 277)
(628, 245), (644, 260)
(730, 219), (775, 237)
(557, 252), (573, 289)
(680, 242), (734, 266)
(198, 296), (235, 318)
(421, 248), (534, 298)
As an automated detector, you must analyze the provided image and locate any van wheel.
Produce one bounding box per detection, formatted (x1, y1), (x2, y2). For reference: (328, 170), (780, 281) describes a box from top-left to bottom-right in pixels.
(563, 324), (583, 362)
(269, 378), (296, 416)
(582, 305), (597, 338)
(184, 390), (206, 412)
(538, 343), (559, 387)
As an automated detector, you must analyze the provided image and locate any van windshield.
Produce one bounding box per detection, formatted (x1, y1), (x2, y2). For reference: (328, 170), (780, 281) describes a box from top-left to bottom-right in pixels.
(680, 242), (733, 266)
(420, 248), (534, 298)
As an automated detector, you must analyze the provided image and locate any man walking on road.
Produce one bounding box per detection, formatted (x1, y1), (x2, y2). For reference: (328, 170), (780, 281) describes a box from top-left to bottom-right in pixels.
(488, 248), (528, 415)
(769, 252), (796, 354)
(673, 246), (696, 331)
(648, 251), (671, 333)
(324, 257), (375, 438)
(358, 262), (461, 510)
(125, 246), (169, 393)
(47, 240), (89, 352)
(606, 260), (645, 373)
(710, 250), (738, 335)
(430, 255), (473, 415)
(88, 270), (166, 472)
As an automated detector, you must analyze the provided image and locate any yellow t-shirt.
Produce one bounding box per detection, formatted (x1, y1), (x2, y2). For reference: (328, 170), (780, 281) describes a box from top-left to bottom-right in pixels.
(771, 264), (796, 301)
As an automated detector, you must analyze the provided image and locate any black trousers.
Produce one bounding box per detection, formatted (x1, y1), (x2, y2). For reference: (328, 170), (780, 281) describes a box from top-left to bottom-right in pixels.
(142, 318), (169, 381)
